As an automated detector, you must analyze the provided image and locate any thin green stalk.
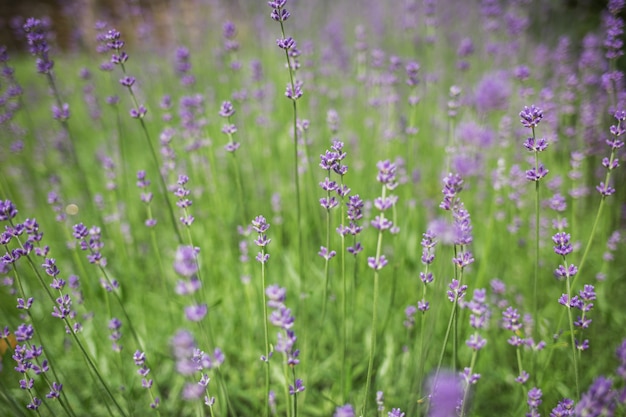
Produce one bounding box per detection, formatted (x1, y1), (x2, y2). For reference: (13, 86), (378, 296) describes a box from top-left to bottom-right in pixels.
(532, 130), (540, 348)
(564, 272), (581, 398)
(261, 249), (271, 417)
(574, 195), (606, 289)
(46, 72), (95, 209)
(275, 15), (304, 294)
(292, 367), (299, 417)
(116, 58), (183, 245)
(361, 202), (386, 416)
(460, 348), (479, 416)
(339, 184), (348, 402)
(321, 175), (333, 324)
(436, 287), (460, 379)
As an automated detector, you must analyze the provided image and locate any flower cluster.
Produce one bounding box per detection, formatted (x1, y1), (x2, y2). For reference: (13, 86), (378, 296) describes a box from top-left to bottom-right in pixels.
(596, 110), (624, 197)
(136, 170), (157, 227)
(558, 285), (596, 351)
(222, 21), (241, 71)
(73, 223), (110, 270)
(0, 46), (25, 127)
(96, 24), (147, 119)
(604, 0), (625, 61)
(426, 371), (463, 417)
(219, 100), (240, 152)
(550, 398), (574, 416)
(553, 231), (578, 280)
(171, 329), (223, 407)
(0, 202), (65, 409)
(268, 1), (303, 100)
(252, 215), (271, 264)
(23, 17), (54, 74)
(174, 174), (194, 226)
(345, 195), (364, 255)
(465, 289), (488, 351)
(368, 160), (399, 270)
(266, 285), (305, 395)
(334, 404), (355, 417)
(173, 245), (205, 322)
(526, 387), (542, 417)
(108, 317), (123, 352)
(519, 105), (549, 182)
(10, 324), (62, 410)
(133, 350), (160, 409)
(502, 306), (529, 383)
(319, 140), (351, 260)
(416, 230), (437, 312)
(175, 46), (195, 86)
(458, 288), (488, 407)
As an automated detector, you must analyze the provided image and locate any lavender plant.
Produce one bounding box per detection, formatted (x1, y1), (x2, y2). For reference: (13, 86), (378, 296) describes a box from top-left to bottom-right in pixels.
(2, 1), (626, 416)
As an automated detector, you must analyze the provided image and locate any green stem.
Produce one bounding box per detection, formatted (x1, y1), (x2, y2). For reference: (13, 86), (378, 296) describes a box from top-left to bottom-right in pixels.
(261, 249), (271, 417)
(362, 185), (387, 416)
(565, 273), (580, 398)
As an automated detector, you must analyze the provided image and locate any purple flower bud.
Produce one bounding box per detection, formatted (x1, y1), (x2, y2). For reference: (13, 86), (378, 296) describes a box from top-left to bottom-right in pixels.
(519, 105), (543, 128)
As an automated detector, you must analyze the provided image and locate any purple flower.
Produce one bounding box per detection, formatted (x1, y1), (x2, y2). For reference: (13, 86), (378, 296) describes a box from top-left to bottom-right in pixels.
(525, 164), (549, 182)
(550, 398), (574, 416)
(376, 160), (398, 189)
(334, 404), (355, 417)
(574, 377), (616, 416)
(388, 408), (405, 417)
(46, 382), (62, 399)
(527, 387), (543, 417)
(552, 232), (573, 256)
(474, 71), (511, 114)
(130, 105), (147, 119)
(269, 305), (295, 329)
(596, 182), (616, 196)
(447, 279), (468, 302)
(466, 334), (487, 350)
(367, 255), (388, 270)
(252, 215), (270, 234)
(426, 371), (463, 417)
(523, 137), (549, 152)
(219, 101), (235, 118)
(266, 285), (286, 308)
(554, 264), (578, 280)
(520, 105), (544, 128)
(0, 200), (18, 222)
(318, 246), (336, 260)
(184, 304), (207, 322)
(52, 103), (70, 121)
(174, 245), (198, 277)
(119, 76), (135, 87)
(285, 80), (303, 100)
(289, 378), (305, 395)
(23, 18), (54, 74)
(277, 37), (295, 50)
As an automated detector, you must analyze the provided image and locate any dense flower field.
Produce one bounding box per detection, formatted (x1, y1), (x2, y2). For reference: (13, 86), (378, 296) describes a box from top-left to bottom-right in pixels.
(1, 0), (626, 416)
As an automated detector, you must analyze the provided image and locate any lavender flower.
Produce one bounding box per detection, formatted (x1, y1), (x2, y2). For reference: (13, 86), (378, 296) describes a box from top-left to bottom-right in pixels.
(252, 215), (271, 264)
(174, 174), (194, 226)
(550, 398), (574, 416)
(520, 105), (543, 129)
(108, 317), (122, 352)
(527, 387), (542, 417)
(174, 245), (199, 277)
(574, 376), (617, 416)
(23, 17), (54, 74)
(426, 371), (463, 417)
(334, 404), (355, 417)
